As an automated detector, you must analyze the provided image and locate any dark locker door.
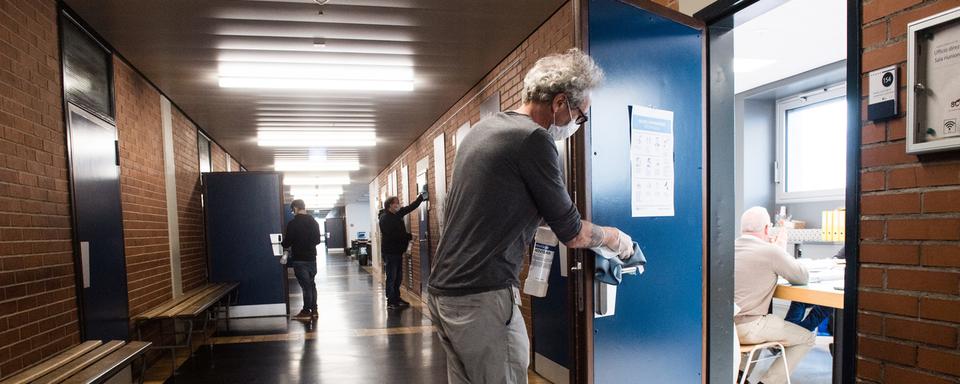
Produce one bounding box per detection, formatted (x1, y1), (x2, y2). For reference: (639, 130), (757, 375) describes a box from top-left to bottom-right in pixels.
(587, 0), (705, 382)
(324, 218), (346, 249)
(204, 172), (285, 309)
(66, 104), (129, 340)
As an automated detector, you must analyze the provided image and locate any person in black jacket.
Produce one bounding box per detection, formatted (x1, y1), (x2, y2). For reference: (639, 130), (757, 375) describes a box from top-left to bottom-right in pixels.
(378, 193), (425, 309)
(281, 199), (323, 320)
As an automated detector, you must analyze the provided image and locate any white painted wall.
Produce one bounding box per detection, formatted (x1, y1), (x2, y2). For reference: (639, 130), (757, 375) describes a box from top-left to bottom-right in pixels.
(345, 201), (372, 243)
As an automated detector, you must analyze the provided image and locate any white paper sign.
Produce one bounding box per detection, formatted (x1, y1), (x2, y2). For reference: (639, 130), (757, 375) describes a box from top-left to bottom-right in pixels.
(630, 106), (675, 217)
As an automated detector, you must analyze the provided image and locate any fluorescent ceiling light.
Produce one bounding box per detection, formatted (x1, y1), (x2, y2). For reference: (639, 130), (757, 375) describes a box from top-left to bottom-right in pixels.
(256, 113), (376, 118)
(289, 186), (343, 195)
(219, 77), (414, 91)
(258, 131), (376, 148)
(217, 63), (414, 91)
(733, 58), (776, 73)
(283, 175), (350, 186)
(256, 108), (376, 113)
(256, 101), (373, 107)
(257, 123), (375, 128)
(256, 118), (376, 123)
(219, 63), (413, 80)
(275, 159), (360, 172)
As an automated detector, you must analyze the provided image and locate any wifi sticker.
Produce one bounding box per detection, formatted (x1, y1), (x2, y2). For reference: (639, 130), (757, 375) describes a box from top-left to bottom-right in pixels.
(945, 119), (958, 136)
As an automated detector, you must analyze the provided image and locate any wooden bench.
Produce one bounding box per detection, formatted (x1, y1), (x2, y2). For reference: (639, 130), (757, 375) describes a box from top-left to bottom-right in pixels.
(0, 340), (150, 384)
(132, 282), (239, 374)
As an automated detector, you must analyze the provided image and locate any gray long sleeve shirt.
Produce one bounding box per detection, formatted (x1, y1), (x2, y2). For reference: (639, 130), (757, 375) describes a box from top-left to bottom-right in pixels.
(428, 112), (582, 296)
(734, 235), (809, 324)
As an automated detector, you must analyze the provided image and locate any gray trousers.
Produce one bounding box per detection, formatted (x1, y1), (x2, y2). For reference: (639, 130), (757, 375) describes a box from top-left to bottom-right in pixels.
(427, 287), (529, 384)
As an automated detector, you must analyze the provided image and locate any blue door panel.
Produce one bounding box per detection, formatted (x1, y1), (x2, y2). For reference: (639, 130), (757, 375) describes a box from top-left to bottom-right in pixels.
(204, 172), (285, 306)
(588, 1), (704, 382)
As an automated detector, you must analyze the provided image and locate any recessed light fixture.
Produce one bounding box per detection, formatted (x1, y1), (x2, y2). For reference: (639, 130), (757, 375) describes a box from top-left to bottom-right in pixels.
(275, 159), (360, 172)
(283, 175), (350, 186)
(258, 130), (376, 148)
(217, 63), (414, 91)
(256, 123), (376, 129)
(289, 186), (343, 195)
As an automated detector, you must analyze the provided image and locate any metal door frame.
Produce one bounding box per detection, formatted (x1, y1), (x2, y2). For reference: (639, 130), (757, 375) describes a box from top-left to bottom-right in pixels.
(695, 1), (862, 383)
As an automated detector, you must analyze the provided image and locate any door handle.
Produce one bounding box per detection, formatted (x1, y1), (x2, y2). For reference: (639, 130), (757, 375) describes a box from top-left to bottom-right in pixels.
(80, 241), (90, 288)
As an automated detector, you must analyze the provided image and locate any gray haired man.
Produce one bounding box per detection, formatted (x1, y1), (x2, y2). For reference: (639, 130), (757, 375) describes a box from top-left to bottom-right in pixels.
(428, 48), (635, 383)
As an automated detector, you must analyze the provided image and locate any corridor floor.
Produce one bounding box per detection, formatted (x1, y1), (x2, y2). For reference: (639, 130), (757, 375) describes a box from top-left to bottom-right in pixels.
(159, 246), (550, 384)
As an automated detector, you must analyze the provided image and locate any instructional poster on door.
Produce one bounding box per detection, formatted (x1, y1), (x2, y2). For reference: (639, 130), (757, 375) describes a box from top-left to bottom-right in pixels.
(629, 105), (675, 217)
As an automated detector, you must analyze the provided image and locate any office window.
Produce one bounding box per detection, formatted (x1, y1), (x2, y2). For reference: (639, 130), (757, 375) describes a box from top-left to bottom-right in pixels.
(198, 133), (212, 173)
(776, 83), (847, 202)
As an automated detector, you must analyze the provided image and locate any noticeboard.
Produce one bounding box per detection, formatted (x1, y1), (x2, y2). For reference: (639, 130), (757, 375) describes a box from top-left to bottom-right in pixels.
(907, 6), (960, 154)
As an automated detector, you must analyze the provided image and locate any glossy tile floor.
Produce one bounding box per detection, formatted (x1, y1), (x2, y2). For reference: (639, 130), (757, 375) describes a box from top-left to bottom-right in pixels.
(159, 246), (551, 384)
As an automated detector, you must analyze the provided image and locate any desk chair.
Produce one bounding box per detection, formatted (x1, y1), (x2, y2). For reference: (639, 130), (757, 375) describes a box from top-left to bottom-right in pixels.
(738, 341), (791, 384)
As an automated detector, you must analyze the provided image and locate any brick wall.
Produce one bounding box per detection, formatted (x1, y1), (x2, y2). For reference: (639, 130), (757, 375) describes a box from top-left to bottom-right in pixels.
(229, 157), (240, 173)
(172, 109), (206, 291)
(375, 1), (576, 343)
(210, 142), (226, 172)
(0, 0), (80, 376)
(858, 1), (960, 383)
(114, 59), (173, 318)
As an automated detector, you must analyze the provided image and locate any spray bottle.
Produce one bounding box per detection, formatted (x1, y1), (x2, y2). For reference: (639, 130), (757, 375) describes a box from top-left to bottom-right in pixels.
(524, 227), (559, 297)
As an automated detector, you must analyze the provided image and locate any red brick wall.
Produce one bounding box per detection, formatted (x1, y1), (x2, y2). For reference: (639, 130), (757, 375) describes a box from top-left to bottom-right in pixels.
(374, 1), (576, 341)
(229, 157), (240, 173)
(0, 0), (80, 376)
(210, 142), (226, 172)
(858, 0), (960, 382)
(114, 59), (173, 318)
(172, 109), (206, 291)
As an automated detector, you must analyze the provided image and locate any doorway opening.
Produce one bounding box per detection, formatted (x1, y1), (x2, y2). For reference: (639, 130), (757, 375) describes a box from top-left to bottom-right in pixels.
(699, 0), (860, 383)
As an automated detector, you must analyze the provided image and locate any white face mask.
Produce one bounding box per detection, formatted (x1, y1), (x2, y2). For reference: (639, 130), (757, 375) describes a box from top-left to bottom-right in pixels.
(547, 102), (579, 141)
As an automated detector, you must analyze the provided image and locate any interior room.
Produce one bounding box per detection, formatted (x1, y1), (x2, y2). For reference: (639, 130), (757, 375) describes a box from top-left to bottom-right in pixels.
(731, 0), (848, 382)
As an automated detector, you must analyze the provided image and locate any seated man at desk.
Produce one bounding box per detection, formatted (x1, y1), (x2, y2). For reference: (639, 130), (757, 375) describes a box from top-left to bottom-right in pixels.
(735, 206), (815, 384)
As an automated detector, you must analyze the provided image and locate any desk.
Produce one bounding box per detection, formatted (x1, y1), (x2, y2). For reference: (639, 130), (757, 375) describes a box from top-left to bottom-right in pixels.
(774, 260), (845, 384)
(774, 281), (844, 309)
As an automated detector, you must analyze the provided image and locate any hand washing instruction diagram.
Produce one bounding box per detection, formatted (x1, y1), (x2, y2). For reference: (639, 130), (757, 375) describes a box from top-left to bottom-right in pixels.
(630, 105), (675, 217)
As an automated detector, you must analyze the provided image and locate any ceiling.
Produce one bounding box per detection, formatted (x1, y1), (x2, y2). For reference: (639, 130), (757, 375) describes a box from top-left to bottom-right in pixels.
(64, 0), (566, 210)
(733, 0), (846, 93)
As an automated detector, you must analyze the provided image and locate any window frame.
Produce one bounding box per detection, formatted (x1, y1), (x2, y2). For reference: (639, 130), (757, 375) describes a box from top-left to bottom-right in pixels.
(775, 82), (848, 203)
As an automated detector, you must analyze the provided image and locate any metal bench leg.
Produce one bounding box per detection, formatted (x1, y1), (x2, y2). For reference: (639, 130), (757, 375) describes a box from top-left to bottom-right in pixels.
(138, 353), (147, 384)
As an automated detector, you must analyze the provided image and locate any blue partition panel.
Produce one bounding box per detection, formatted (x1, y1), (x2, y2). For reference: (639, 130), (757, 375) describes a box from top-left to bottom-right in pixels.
(204, 172), (285, 307)
(532, 249), (569, 368)
(588, 1), (704, 382)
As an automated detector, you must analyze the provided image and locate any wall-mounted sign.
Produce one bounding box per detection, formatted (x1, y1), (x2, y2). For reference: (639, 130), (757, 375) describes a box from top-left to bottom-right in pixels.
(907, 6), (960, 154)
(868, 65), (898, 121)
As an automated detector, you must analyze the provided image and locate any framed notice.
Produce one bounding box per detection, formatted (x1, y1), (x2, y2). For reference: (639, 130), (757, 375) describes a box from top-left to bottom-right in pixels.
(907, 6), (960, 154)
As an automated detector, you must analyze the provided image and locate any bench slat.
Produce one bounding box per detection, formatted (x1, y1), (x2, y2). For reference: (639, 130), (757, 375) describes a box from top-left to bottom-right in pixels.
(61, 342), (150, 384)
(176, 283), (238, 318)
(133, 286), (209, 321)
(32, 341), (124, 384)
(0, 341), (101, 384)
(158, 285), (222, 319)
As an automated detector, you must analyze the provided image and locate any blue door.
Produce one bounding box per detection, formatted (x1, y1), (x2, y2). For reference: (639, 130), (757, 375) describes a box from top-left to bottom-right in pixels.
(587, 1), (704, 382)
(66, 104), (130, 341)
(203, 172), (286, 314)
